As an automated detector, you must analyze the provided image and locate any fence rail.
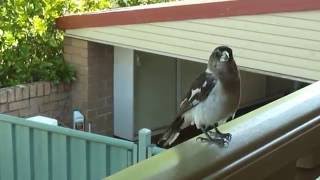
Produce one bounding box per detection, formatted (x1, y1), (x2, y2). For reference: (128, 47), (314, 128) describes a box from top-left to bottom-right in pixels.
(106, 81), (320, 180)
(0, 114), (163, 180)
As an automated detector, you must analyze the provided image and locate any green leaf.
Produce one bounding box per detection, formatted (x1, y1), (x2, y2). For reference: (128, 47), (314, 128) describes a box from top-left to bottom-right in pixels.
(32, 16), (47, 36)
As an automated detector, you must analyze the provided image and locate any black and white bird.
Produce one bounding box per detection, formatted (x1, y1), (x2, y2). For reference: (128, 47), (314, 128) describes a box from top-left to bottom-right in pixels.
(158, 46), (241, 147)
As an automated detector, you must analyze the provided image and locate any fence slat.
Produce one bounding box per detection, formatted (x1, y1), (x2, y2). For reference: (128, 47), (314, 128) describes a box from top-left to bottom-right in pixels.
(16, 125), (31, 180)
(89, 142), (108, 180)
(106, 145), (111, 176)
(110, 147), (128, 174)
(127, 149), (132, 166)
(51, 133), (68, 180)
(33, 129), (49, 180)
(0, 122), (14, 180)
(70, 138), (87, 180)
(132, 145), (138, 164)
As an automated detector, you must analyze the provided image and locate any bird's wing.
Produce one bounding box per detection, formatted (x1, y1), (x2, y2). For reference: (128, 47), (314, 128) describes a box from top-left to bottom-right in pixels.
(177, 72), (217, 116)
(158, 72), (217, 147)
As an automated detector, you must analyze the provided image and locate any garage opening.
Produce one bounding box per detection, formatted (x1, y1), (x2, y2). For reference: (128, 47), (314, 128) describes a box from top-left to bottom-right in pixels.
(130, 51), (310, 145)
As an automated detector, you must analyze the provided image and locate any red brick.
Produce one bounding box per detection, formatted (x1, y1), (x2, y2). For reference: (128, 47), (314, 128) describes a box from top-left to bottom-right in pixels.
(15, 86), (23, 101)
(39, 102), (58, 112)
(58, 93), (70, 101)
(68, 55), (88, 67)
(44, 82), (51, 95)
(107, 112), (113, 121)
(19, 108), (32, 117)
(43, 95), (51, 104)
(63, 41), (114, 135)
(36, 82), (44, 96)
(58, 83), (64, 93)
(77, 66), (89, 75)
(21, 85), (29, 99)
(107, 96), (113, 104)
(29, 83), (37, 98)
(9, 100), (29, 111)
(0, 104), (8, 112)
(86, 109), (97, 119)
(71, 38), (88, 49)
(27, 104), (40, 115)
(0, 89), (7, 103)
(64, 53), (72, 62)
(15, 85), (29, 100)
(51, 83), (58, 93)
(7, 88), (15, 102)
(29, 97), (43, 106)
(64, 45), (88, 57)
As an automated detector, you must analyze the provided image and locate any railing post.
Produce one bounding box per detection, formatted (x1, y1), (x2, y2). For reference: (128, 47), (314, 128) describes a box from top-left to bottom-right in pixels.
(138, 128), (151, 162)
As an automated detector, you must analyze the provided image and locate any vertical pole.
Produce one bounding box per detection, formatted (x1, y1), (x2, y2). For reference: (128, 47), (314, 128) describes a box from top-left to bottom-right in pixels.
(138, 128), (151, 162)
(114, 47), (135, 140)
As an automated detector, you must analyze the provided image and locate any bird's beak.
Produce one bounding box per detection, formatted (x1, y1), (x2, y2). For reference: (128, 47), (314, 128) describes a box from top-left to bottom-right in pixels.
(220, 51), (229, 62)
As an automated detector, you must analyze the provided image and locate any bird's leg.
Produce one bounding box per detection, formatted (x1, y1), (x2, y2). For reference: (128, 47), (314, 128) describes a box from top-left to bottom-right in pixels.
(196, 127), (229, 147)
(214, 123), (232, 142)
(205, 125), (216, 136)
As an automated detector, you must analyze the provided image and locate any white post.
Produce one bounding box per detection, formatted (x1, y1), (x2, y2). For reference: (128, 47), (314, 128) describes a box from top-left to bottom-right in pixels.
(114, 46), (135, 140)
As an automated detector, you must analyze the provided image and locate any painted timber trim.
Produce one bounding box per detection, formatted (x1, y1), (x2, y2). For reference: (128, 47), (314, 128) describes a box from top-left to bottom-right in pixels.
(56, 0), (320, 30)
(106, 81), (320, 180)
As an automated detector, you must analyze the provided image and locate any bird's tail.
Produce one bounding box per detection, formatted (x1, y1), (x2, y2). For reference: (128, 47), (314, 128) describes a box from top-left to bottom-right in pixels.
(157, 116), (184, 147)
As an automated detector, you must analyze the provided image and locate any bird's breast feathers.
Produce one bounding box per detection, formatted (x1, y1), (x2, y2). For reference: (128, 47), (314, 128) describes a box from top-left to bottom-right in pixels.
(182, 81), (234, 129)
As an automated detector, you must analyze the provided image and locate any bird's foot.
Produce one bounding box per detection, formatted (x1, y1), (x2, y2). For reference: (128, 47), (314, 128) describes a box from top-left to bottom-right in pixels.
(217, 133), (232, 142)
(196, 136), (230, 147)
(208, 131), (232, 142)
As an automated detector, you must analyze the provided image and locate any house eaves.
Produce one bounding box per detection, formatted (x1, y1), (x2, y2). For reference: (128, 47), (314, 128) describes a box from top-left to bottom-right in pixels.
(56, 0), (320, 30)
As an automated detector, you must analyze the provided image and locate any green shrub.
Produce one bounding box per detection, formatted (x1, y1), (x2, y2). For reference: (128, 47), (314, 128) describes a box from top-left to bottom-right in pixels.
(0, 0), (75, 87)
(0, 0), (172, 88)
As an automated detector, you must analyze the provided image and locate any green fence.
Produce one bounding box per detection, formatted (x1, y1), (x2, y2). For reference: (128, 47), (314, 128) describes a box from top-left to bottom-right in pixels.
(0, 114), (162, 180)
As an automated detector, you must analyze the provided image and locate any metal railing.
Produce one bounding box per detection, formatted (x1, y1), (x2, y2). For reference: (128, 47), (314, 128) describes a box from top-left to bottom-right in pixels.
(106, 81), (320, 180)
(0, 114), (163, 180)
(137, 128), (165, 160)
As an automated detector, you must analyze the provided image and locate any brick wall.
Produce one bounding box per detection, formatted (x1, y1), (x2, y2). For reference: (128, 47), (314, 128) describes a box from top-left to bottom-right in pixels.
(64, 37), (114, 135)
(0, 82), (72, 125)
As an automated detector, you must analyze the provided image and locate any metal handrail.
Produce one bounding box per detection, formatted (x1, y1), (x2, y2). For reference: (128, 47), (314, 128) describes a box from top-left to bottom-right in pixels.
(106, 81), (320, 180)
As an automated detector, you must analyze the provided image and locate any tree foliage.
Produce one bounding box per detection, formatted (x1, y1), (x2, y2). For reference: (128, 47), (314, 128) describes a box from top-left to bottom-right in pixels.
(0, 0), (172, 88)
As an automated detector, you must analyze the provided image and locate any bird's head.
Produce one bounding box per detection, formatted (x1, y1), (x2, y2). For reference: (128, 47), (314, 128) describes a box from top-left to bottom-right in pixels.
(208, 46), (234, 72)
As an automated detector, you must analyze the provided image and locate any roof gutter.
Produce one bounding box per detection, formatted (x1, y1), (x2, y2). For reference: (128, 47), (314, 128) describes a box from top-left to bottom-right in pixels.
(56, 0), (320, 30)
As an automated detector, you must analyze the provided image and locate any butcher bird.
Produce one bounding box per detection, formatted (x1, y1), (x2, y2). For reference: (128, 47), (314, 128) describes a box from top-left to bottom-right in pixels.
(158, 46), (241, 147)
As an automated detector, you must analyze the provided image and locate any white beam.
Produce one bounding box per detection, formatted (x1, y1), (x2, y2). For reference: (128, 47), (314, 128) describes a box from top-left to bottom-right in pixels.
(114, 46), (135, 140)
